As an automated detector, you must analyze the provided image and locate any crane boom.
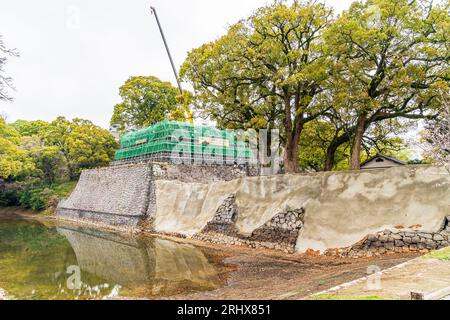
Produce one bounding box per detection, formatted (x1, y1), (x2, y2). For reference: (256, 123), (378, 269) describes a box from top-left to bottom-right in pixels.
(150, 6), (193, 123)
(150, 6), (182, 95)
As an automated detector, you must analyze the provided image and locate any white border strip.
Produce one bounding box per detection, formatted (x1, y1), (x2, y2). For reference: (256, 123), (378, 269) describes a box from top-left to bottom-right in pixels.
(311, 260), (414, 297)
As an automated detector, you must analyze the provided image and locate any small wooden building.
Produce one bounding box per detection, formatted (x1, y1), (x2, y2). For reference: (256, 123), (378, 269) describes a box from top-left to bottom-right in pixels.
(360, 154), (406, 170)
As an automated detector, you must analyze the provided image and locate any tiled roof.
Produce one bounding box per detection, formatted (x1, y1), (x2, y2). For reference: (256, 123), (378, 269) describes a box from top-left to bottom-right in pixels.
(360, 153), (407, 167)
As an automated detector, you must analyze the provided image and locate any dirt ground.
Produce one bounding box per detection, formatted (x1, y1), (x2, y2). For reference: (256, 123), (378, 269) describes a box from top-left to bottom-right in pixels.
(165, 246), (420, 300)
(0, 206), (56, 221)
(307, 248), (450, 300)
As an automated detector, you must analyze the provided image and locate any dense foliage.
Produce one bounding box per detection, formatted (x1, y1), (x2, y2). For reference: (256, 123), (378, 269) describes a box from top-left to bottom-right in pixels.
(181, 0), (449, 172)
(181, 1), (333, 172)
(110, 76), (190, 134)
(0, 116), (117, 211)
(323, 0), (449, 169)
(1, 0), (447, 213)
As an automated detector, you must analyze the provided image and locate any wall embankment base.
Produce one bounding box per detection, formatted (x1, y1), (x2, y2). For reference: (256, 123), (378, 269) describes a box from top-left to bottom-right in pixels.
(58, 164), (450, 255)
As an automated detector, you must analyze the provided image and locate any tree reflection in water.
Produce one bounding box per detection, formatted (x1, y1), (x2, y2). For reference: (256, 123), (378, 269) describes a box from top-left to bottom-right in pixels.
(0, 219), (223, 300)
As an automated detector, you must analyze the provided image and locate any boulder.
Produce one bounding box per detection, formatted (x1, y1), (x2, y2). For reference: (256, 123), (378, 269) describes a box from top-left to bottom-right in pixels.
(395, 240), (405, 247)
(433, 234), (444, 241)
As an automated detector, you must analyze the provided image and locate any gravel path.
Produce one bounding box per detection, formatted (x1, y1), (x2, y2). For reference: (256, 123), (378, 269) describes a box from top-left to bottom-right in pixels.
(309, 247), (450, 300)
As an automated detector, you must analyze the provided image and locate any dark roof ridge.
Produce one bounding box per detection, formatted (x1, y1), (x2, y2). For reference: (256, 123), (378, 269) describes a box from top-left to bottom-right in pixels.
(360, 153), (407, 167)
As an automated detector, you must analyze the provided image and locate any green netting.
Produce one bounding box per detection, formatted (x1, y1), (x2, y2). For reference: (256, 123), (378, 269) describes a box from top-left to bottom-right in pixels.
(114, 121), (254, 162)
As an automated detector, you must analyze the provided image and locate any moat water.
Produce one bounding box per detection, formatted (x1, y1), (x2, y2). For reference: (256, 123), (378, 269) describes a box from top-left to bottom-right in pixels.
(0, 218), (227, 300)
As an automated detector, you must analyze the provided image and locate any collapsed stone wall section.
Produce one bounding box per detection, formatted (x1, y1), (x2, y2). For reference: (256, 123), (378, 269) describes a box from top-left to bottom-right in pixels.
(193, 195), (305, 253)
(200, 195), (238, 235)
(251, 209), (305, 250)
(326, 216), (450, 258)
(59, 163), (450, 255)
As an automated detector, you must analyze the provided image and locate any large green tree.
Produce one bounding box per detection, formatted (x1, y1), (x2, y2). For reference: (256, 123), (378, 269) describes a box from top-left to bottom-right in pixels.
(0, 117), (35, 179)
(320, 93), (418, 171)
(110, 76), (185, 133)
(8, 117), (118, 180)
(299, 120), (348, 171)
(13, 119), (69, 183)
(1, 117), (118, 210)
(44, 117), (118, 179)
(181, 0), (333, 173)
(12, 119), (52, 137)
(299, 118), (413, 171)
(324, 0), (449, 170)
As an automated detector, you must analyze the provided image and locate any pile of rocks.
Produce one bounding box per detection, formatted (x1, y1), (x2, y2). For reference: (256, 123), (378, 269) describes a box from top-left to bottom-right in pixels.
(194, 195), (305, 253)
(327, 216), (450, 258)
(209, 195), (237, 224)
(200, 195), (239, 236)
(262, 209), (304, 231)
(251, 209), (304, 251)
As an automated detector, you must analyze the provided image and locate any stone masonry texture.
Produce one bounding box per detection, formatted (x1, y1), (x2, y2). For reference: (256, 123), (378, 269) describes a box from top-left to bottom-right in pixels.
(193, 195), (305, 253)
(325, 216), (450, 258)
(154, 165), (450, 253)
(58, 164), (450, 254)
(58, 164), (153, 215)
(58, 162), (257, 231)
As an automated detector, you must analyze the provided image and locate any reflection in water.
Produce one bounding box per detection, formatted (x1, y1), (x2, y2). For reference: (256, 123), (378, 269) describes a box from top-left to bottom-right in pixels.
(0, 219), (223, 300)
(58, 225), (222, 298)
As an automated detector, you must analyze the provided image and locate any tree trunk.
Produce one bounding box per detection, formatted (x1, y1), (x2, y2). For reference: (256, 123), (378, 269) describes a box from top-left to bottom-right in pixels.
(324, 144), (337, 171)
(284, 117), (304, 174)
(350, 114), (367, 170)
(324, 128), (356, 172)
(283, 94), (298, 174)
(284, 137), (300, 173)
(282, 93), (305, 174)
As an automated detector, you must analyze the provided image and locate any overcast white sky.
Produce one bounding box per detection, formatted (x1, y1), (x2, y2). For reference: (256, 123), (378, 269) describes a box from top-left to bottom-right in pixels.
(1, 0), (354, 128)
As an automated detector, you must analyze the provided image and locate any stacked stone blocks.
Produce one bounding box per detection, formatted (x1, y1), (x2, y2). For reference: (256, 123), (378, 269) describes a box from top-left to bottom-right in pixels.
(193, 195), (305, 253)
(326, 216), (450, 258)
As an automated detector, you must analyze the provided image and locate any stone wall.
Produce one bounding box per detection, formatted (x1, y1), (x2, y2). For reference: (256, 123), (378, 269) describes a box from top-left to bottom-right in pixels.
(327, 216), (450, 258)
(193, 195), (305, 253)
(57, 162), (257, 230)
(152, 165), (450, 253)
(57, 164), (154, 230)
(59, 164), (450, 255)
(59, 164), (153, 216)
(56, 208), (144, 231)
(152, 162), (258, 183)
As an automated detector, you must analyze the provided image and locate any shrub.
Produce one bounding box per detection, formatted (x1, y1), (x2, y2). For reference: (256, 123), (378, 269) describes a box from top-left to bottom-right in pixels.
(19, 187), (51, 211)
(1, 179), (77, 212)
(0, 188), (20, 206)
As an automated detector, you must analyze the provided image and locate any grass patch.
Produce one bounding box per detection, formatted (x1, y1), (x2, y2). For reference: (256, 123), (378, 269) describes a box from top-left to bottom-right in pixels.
(51, 181), (77, 198)
(423, 247), (450, 261)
